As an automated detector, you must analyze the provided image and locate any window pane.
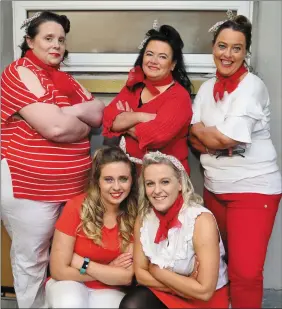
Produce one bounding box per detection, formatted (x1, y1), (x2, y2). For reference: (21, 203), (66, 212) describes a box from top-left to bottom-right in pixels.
(28, 10), (236, 54)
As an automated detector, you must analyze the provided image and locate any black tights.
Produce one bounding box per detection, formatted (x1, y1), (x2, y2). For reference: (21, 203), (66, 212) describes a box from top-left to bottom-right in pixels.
(119, 286), (168, 309)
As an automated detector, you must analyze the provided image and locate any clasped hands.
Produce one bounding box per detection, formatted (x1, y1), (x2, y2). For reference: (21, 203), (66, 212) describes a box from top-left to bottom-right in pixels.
(149, 256), (199, 280)
(189, 122), (234, 156)
(71, 252), (133, 271)
(116, 100), (156, 123)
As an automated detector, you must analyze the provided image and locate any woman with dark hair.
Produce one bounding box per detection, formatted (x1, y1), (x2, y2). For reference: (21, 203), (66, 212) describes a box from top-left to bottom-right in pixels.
(45, 146), (138, 308)
(103, 24), (193, 174)
(189, 11), (282, 308)
(1, 11), (104, 308)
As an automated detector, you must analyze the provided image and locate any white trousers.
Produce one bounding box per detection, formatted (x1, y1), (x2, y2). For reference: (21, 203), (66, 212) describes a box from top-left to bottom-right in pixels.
(1, 159), (62, 308)
(45, 279), (126, 308)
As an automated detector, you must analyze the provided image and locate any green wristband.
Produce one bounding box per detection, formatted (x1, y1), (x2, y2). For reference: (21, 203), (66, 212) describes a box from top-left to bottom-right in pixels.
(79, 257), (90, 274)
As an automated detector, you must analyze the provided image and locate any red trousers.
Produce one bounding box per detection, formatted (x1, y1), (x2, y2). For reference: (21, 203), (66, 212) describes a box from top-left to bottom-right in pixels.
(204, 189), (281, 308)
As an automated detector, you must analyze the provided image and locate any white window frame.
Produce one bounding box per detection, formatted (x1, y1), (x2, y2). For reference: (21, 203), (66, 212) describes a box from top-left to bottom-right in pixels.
(13, 1), (253, 73)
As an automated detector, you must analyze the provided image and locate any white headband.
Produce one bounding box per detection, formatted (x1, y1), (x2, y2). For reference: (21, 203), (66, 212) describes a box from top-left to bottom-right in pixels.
(208, 9), (235, 33)
(119, 136), (185, 172)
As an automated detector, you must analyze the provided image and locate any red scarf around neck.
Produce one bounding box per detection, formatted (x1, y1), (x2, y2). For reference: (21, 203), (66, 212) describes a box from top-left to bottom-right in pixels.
(24, 50), (78, 101)
(153, 194), (183, 244)
(126, 65), (173, 96)
(213, 65), (248, 102)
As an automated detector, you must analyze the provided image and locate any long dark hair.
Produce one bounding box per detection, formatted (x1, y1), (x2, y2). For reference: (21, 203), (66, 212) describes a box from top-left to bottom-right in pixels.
(20, 11), (70, 60)
(131, 25), (192, 95)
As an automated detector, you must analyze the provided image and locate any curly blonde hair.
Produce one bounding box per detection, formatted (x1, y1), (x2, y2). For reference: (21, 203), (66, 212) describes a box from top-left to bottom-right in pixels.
(78, 146), (138, 252)
(138, 153), (203, 220)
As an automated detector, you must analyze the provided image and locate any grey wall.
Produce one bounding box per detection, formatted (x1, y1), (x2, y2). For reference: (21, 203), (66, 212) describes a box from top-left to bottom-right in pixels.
(0, 1), (14, 72)
(251, 1), (282, 289)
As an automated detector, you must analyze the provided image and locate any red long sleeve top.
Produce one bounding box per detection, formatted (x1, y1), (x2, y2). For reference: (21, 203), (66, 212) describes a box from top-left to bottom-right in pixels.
(103, 82), (192, 174)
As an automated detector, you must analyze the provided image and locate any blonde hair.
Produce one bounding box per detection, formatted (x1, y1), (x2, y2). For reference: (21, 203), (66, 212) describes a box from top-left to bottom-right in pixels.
(78, 146), (138, 252)
(138, 153), (203, 219)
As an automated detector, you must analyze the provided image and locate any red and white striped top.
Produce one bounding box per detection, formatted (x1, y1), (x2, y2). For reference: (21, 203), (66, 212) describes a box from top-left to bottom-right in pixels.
(1, 57), (93, 202)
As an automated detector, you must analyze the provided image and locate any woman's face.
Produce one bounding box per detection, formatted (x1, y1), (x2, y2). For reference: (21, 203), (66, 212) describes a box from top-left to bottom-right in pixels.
(142, 40), (176, 81)
(213, 28), (247, 77)
(27, 21), (66, 67)
(99, 162), (132, 210)
(144, 163), (182, 213)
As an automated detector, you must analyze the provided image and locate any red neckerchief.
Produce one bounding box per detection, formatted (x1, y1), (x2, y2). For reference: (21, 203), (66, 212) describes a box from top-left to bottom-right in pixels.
(213, 65), (248, 102)
(153, 194), (183, 244)
(25, 50), (79, 102)
(126, 65), (173, 96)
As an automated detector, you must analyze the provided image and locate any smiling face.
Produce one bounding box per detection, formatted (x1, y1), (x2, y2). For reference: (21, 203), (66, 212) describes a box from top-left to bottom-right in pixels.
(142, 40), (176, 81)
(99, 162), (132, 210)
(213, 28), (247, 77)
(144, 163), (182, 213)
(27, 21), (66, 67)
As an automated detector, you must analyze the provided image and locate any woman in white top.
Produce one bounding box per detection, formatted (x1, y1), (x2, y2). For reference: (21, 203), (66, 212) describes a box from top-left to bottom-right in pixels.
(119, 152), (229, 309)
(189, 12), (282, 309)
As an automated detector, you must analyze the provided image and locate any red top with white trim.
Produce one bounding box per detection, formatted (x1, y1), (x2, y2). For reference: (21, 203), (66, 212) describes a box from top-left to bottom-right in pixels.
(1, 57), (93, 202)
(102, 83), (192, 174)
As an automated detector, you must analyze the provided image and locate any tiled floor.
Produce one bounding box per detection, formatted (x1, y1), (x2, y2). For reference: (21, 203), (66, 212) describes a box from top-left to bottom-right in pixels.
(1, 289), (282, 308)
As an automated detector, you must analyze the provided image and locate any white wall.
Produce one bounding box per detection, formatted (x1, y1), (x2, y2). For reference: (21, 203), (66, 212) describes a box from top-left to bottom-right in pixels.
(251, 1), (282, 289)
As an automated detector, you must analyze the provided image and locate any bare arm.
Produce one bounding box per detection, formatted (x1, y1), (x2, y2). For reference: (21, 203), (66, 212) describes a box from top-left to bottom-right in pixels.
(188, 126), (216, 155)
(190, 122), (240, 150)
(19, 103), (90, 143)
(149, 213), (221, 301)
(71, 244), (134, 286)
(50, 230), (95, 282)
(18, 66), (90, 143)
(134, 217), (172, 292)
(61, 99), (105, 127)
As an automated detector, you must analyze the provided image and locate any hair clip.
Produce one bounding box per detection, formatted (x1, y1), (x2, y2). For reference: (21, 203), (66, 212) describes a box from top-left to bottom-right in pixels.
(138, 19), (159, 50)
(20, 12), (42, 30)
(208, 9), (235, 33)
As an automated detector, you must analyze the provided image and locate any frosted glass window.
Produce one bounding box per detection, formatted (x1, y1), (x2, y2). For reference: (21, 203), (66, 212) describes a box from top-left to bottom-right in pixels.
(28, 10), (236, 54)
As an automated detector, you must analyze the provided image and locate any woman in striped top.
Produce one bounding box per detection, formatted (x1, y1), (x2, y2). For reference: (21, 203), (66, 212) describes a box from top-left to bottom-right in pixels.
(102, 24), (193, 174)
(1, 11), (104, 308)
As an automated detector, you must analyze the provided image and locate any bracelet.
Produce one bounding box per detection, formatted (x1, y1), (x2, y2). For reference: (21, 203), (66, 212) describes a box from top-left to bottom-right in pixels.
(79, 257), (90, 274)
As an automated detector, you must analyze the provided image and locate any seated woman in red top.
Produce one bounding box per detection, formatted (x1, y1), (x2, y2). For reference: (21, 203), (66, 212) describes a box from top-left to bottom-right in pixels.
(102, 24), (193, 174)
(45, 147), (138, 308)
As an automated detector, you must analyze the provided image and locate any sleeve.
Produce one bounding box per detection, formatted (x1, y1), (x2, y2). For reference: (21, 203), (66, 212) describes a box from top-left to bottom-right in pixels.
(55, 195), (84, 236)
(102, 86), (133, 138)
(216, 83), (267, 144)
(69, 76), (94, 103)
(1, 64), (52, 122)
(134, 91), (193, 150)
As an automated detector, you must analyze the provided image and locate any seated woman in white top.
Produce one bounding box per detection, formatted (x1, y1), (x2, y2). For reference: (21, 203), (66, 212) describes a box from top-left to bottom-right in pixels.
(119, 152), (229, 309)
(189, 11), (282, 309)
